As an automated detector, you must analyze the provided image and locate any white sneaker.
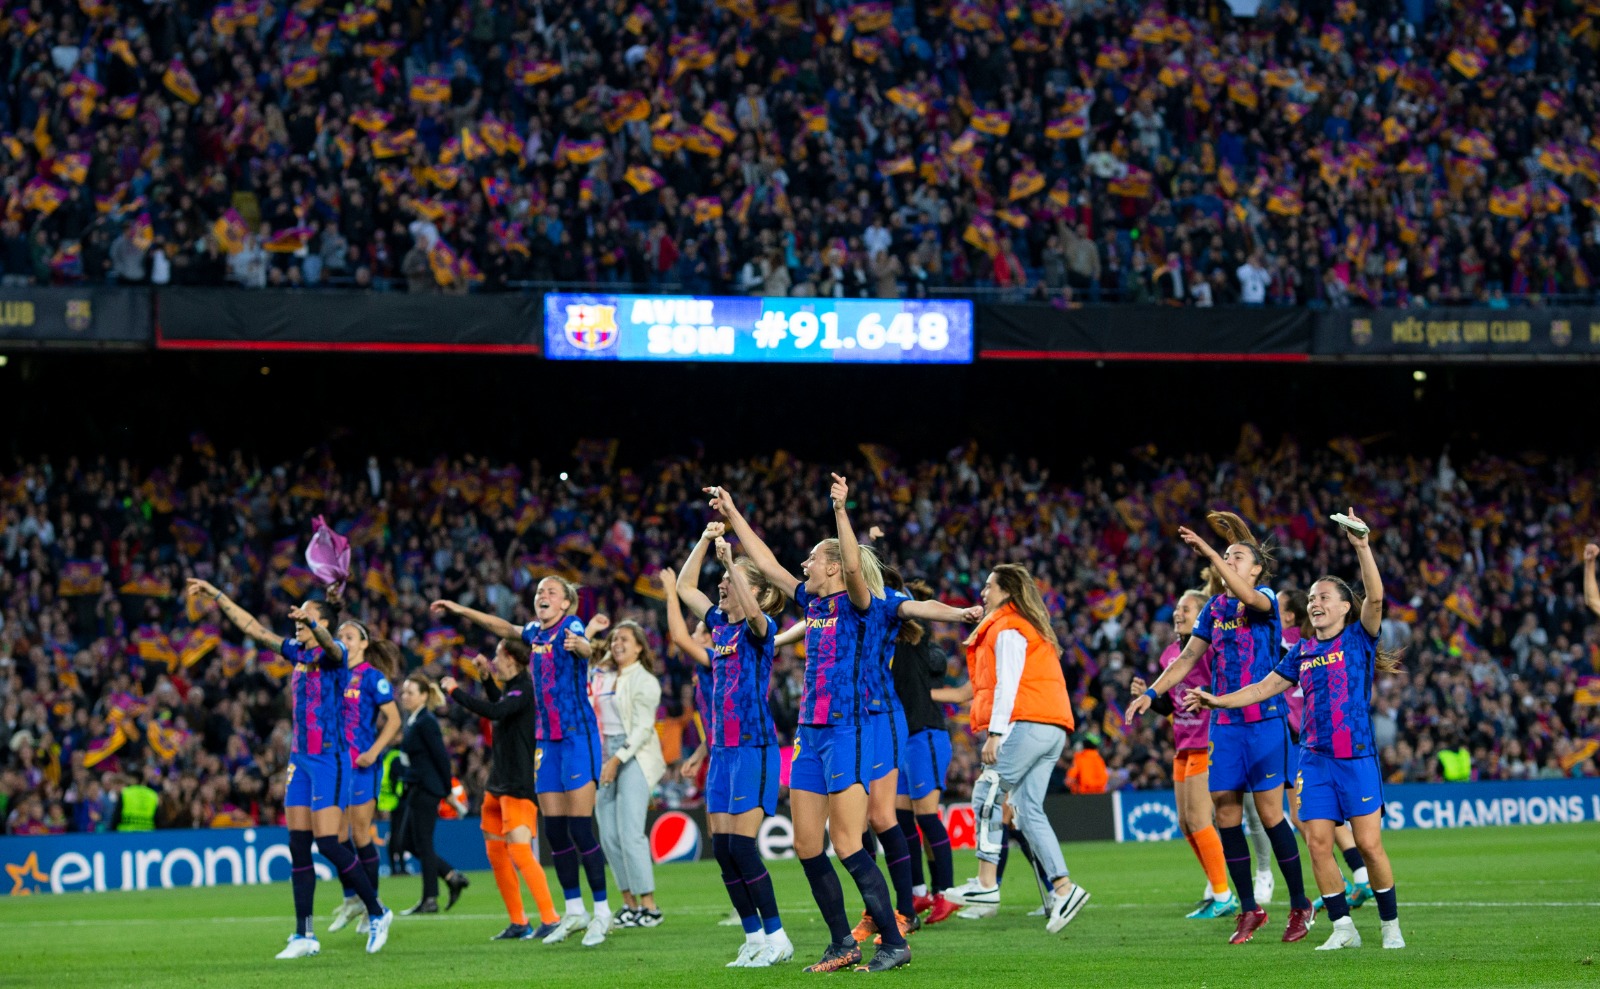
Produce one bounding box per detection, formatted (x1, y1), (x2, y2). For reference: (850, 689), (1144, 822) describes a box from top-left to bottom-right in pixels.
(945, 878), (1001, 906)
(543, 911), (591, 945)
(1045, 885), (1091, 934)
(581, 913), (613, 947)
(1254, 870), (1275, 905)
(750, 932), (794, 967)
(364, 909), (393, 954)
(956, 905), (997, 920)
(1381, 919), (1406, 949)
(1026, 905), (1047, 917)
(356, 913), (370, 934)
(275, 935), (320, 959)
(1316, 916), (1362, 950)
(727, 939), (766, 968)
(328, 896), (363, 933)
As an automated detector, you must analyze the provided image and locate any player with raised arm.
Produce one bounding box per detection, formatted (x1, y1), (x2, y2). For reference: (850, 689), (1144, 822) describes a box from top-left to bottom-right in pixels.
(1187, 509), (1406, 951)
(672, 527), (795, 967)
(432, 576), (612, 947)
(437, 638), (561, 941)
(1124, 513), (1314, 945)
(1130, 588), (1239, 920)
(706, 477), (909, 972)
(327, 626), (407, 933)
(186, 579), (392, 959)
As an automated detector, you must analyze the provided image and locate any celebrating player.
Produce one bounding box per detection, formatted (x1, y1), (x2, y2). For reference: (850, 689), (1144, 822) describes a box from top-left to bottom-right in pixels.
(1186, 508), (1405, 950)
(671, 529), (795, 967)
(1130, 588), (1239, 920)
(432, 577), (611, 946)
(707, 478), (909, 972)
(1280, 589), (1374, 914)
(328, 625), (404, 934)
(1124, 512), (1314, 945)
(946, 564), (1090, 935)
(894, 578), (961, 925)
(852, 532), (981, 943)
(186, 579), (393, 958)
(437, 637), (561, 942)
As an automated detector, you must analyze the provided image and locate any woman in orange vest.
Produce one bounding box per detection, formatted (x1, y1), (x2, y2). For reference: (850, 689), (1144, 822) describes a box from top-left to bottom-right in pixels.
(945, 564), (1091, 935)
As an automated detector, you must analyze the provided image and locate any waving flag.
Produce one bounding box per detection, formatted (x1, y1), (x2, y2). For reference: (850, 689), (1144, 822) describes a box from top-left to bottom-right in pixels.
(163, 60), (201, 104)
(372, 129), (416, 158)
(970, 109), (1011, 136)
(1046, 116), (1086, 140)
(58, 560), (107, 597)
(963, 215), (999, 257)
(886, 87), (927, 116)
(410, 76), (450, 105)
(285, 57), (319, 89)
(363, 568), (398, 607)
(306, 515), (351, 590)
(264, 227), (313, 253)
(623, 165), (665, 194)
(350, 108), (392, 133)
(556, 136), (607, 166)
(689, 196), (724, 224)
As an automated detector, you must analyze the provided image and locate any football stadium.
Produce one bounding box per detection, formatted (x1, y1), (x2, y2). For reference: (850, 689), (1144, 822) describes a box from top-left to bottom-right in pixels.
(2, 0), (1600, 986)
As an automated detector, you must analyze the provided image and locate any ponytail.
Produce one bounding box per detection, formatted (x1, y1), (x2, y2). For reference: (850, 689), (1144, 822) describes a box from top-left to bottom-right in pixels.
(1206, 510), (1275, 580)
(406, 673), (446, 709)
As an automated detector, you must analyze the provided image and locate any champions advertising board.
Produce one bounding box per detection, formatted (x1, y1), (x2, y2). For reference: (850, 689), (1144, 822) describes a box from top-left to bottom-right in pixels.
(1113, 778), (1600, 842)
(544, 293), (974, 364)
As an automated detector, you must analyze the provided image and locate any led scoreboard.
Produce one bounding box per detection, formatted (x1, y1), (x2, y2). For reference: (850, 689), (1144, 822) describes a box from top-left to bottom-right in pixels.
(544, 294), (974, 364)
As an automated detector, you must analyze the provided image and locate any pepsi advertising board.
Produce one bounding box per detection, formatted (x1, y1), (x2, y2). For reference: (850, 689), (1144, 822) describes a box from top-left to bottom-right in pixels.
(544, 293), (974, 364)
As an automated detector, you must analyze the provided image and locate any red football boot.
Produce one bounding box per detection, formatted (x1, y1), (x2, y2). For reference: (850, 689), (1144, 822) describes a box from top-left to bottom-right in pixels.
(923, 894), (960, 926)
(1229, 908), (1270, 944)
(1282, 906), (1315, 943)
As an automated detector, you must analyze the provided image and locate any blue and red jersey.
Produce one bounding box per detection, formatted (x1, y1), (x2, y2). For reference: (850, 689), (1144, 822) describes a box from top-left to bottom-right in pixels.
(704, 607), (777, 748)
(282, 639), (350, 755)
(522, 616), (597, 740)
(863, 589), (911, 715)
(793, 584), (871, 727)
(1273, 621), (1377, 759)
(343, 662), (394, 756)
(1191, 587), (1284, 726)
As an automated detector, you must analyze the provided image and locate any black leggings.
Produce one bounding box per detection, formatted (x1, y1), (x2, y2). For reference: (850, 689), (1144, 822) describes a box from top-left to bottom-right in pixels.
(401, 790), (454, 900)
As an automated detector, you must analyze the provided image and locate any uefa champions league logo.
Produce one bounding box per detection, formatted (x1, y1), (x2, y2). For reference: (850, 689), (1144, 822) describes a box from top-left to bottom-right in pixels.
(1126, 801), (1182, 842)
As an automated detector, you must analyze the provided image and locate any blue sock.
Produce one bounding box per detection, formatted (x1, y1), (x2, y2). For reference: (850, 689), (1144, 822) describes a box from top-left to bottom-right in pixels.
(1342, 846), (1366, 874)
(877, 825), (915, 918)
(544, 815), (581, 900)
(316, 834), (383, 916)
(1374, 885), (1398, 921)
(289, 830), (315, 936)
(1265, 820), (1311, 910)
(340, 840), (358, 898)
(1220, 825), (1258, 911)
(1324, 891), (1351, 921)
(357, 842), (380, 893)
(714, 834), (759, 933)
(730, 834), (783, 935)
(800, 854), (851, 943)
(896, 811), (926, 891)
(917, 812), (953, 892)
(568, 816), (607, 906)
(841, 849), (903, 947)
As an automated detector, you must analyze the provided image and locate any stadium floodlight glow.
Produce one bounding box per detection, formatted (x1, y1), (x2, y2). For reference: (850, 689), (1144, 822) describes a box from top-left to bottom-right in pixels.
(544, 293), (974, 364)
(1413, 370), (1427, 382)
(0, 355), (8, 367)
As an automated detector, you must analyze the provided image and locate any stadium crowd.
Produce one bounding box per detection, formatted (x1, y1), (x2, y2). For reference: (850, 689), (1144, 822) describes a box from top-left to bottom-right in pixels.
(0, 0), (1598, 305)
(1, 433), (1597, 834)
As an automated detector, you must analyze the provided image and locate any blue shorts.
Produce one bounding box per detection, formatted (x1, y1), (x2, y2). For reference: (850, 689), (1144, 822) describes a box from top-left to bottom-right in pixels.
(789, 725), (866, 795)
(536, 733), (601, 793)
(286, 751), (351, 811)
(1296, 750), (1384, 823)
(707, 745), (780, 816)
(348, 758), (380, 806)
(1209, 719), (1297, 794)
(866, 709), (908, 782)
(898, 728), (952, 800)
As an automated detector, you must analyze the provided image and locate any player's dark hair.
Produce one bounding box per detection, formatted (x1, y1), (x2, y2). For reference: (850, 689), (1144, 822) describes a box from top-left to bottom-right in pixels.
(366, 639), (403, 681)
(1206, 510), (1275, 581)
(499, 638), (531, 667)
(1313, 575), (1403, 675)
(1279, 589), (1313, 638)
(883, 566), (926, 646)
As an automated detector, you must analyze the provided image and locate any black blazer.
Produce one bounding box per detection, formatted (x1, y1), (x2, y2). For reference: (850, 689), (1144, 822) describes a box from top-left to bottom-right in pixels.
(399, 707), (452, 800)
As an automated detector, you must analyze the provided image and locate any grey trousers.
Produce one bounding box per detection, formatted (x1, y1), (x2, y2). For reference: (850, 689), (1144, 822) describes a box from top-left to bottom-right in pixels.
(975, 721), (1070, 884)
(596, 733), (655, 895)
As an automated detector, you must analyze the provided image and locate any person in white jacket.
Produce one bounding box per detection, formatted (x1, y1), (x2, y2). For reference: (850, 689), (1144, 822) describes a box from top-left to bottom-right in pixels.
(590, 620), (667, 927)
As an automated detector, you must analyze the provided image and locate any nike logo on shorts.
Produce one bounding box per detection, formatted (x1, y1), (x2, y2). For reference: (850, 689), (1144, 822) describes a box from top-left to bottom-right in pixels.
(734, 795), (748, 801)
(1265, 773), (1277, 779)
(831, 772), (843, 779)
(1362, 796), (1373, 802)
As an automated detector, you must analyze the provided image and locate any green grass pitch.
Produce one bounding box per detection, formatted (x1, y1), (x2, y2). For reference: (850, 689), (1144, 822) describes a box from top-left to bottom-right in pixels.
(4, 823), (1597, 988)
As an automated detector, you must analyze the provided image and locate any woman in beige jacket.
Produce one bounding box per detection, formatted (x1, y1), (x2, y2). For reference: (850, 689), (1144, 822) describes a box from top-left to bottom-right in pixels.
(591, 620), (667, 927)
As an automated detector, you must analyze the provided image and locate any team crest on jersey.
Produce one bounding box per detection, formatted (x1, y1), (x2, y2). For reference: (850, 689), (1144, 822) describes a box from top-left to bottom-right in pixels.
(565, 304), (618, 351)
